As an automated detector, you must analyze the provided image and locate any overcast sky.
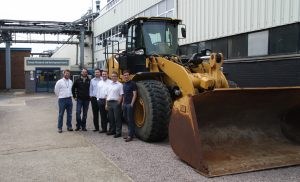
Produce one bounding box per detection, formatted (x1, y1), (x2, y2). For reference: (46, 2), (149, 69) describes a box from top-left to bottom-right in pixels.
(0, 0), (106, 53)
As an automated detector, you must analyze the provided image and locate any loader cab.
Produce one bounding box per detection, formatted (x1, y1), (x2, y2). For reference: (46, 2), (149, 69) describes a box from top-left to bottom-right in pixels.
(119, 17), (182, 73)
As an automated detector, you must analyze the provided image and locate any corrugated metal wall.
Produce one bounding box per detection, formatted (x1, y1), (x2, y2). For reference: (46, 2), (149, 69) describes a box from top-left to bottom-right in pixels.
(224, 58), (300, 87)
(178, 0), (300, 45)
(94, 0), (163, 35)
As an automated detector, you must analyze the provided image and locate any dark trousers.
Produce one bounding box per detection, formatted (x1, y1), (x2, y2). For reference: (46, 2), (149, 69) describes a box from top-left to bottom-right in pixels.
(107, 101), (122, 135)
(58, 97), (73, 129)
(123, 104), (135, 137)
(91, 97), (99, 130)
(76, 99), (90, 129)
(98, 99), (108, 131)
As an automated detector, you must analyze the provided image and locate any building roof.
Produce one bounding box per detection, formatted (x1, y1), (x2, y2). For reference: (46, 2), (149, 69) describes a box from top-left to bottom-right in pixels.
(0, 47), (32, 52)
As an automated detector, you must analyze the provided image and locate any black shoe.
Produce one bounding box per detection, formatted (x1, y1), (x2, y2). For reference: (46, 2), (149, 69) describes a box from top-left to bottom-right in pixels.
(58, 129), (62, 133)
(125, 137), (133, 142)
(106, 131), (115, 135)
(82, 128), (87, 131)
(93, 129), (99, 132)
(75, 128), (80, 131)
(114, 134), (121, 138)
(99, 130), (107, 133)
(67, 128), (73, 131)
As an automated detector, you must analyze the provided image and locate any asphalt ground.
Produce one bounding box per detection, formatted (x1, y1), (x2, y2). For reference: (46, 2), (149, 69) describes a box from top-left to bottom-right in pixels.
(0, 92), (299, 182)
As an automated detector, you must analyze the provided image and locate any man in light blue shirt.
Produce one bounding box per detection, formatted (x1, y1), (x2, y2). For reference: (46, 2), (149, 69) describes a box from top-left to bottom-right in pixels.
(89, 68), (102, 131)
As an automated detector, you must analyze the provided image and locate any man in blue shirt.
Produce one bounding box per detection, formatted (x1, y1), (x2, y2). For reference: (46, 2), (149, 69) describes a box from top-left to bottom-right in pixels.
(122, 70), (137, 142)
(89, 68), (102, 131)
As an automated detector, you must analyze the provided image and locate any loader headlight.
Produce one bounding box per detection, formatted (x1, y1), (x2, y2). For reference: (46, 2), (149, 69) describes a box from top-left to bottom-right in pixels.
(135, 49), (144, 55)
(174, 89), (181, 96)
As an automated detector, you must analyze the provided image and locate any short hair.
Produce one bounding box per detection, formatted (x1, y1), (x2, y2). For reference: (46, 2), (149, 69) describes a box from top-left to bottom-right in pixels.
(123, 70), (130, 75)
(112, 71), (118, 76)
(82, 68), (88, 72)
(94, 68), (101, 72)
(63, 69), (70, 73)
(101, 70), (108, 74)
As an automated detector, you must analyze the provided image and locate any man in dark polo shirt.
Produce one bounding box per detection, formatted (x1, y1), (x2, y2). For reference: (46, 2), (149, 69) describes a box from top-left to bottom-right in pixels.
(122, 70), (137, 142)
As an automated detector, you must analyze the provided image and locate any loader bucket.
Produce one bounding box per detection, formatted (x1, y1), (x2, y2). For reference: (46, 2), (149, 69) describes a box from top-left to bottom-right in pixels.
(169, 87), (300, 177)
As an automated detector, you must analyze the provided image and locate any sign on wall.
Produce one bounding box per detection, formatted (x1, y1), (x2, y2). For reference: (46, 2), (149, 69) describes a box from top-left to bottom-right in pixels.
(26, 60), (69, 66)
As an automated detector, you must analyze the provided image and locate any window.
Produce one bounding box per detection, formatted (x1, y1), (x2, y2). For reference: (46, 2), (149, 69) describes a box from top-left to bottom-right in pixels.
(143, 22), (178, 55)
(179, 45), (188, 55)
(187, 44), (198, 56)
(166, 11), (173, 18)
(166, 0), (174, 10)
(228, 34), (248, 59)
(248, 30), (269, 57)
(212, 38), (228, 59)
(269, 24), (299, 55)
(158, 1), (166, 15)
(198, 41), (212, 52)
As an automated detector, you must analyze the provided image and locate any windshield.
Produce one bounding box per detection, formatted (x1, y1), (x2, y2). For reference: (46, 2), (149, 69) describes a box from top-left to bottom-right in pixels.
(142, 22), (178, 55)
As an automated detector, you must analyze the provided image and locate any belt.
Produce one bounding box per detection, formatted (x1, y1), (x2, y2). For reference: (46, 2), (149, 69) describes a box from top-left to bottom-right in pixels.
(61, 97), (71, 99)
(107, 100), (118, 102)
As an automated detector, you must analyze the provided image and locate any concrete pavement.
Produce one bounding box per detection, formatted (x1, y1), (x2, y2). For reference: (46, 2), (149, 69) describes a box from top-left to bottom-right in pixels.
(0, 92), (132, 182)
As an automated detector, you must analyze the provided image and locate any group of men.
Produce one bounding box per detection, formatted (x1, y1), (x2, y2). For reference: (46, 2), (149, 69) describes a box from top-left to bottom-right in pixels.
(54, 68), (137, 142)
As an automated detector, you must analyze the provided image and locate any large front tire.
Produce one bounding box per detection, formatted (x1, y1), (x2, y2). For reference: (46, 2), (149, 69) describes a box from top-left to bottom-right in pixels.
(134, 80), (172, 142)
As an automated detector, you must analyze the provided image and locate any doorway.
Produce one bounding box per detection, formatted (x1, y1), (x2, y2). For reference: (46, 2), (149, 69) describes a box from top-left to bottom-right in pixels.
(35, 68), (60, 92)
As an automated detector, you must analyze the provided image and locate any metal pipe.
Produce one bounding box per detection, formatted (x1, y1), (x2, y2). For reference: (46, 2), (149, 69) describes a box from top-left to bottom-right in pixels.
(76, 44), (79, 65)
(80, 26), (85, 69)
(5, 42), (11, 89)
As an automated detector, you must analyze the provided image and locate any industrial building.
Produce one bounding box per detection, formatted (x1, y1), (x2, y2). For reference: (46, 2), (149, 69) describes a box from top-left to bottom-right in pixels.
(91, 0), (300, 87)
(1, 0), (300, 91)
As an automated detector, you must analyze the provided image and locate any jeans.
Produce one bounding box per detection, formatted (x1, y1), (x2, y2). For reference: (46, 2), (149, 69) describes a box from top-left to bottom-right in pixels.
(76, 99), (90, 129)
(123, 104), (135, 137)
(58, 97), (73, 129)
(107, 101), (122, 135)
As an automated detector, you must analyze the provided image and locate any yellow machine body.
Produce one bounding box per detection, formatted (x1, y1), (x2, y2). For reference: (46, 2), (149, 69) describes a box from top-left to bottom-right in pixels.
(105, 17), (300, 177)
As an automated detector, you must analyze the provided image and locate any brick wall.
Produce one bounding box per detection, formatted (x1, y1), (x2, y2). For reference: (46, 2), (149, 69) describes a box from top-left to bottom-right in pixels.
(0, 48), (31, 89)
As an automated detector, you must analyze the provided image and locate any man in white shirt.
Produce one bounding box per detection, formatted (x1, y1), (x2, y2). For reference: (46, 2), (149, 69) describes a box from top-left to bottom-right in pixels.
(54, 69), (73, 133)
(106, 71), (124, 138)
(89, 68), (102, 132)
(96, 70), (112, 133)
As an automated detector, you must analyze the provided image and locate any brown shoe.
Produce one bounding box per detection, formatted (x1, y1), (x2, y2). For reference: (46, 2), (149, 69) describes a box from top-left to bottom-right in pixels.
(125, 137), (133, 142)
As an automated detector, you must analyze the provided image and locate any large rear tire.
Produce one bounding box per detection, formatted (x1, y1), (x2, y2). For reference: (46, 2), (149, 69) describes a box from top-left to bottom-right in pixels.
(134, 80), (172, 142)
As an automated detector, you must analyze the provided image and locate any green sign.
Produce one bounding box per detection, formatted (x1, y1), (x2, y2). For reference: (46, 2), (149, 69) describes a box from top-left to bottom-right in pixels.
(26, 59), (69, 66)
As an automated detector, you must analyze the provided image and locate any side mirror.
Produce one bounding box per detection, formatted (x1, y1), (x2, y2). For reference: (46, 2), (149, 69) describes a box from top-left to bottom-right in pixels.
(120, 24), (128, 35)
(102, 39), (107, 47)
(181, 27), (186, 38)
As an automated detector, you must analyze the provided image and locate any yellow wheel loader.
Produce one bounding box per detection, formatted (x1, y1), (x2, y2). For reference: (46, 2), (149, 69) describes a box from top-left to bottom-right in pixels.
(104, 17), (300, 177)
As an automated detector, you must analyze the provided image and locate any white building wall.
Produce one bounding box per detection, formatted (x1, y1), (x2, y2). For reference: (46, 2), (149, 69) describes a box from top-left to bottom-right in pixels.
(94, 0), (163, 35)
(52, 36), (93, 70)
(178, 0), (300, 45)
